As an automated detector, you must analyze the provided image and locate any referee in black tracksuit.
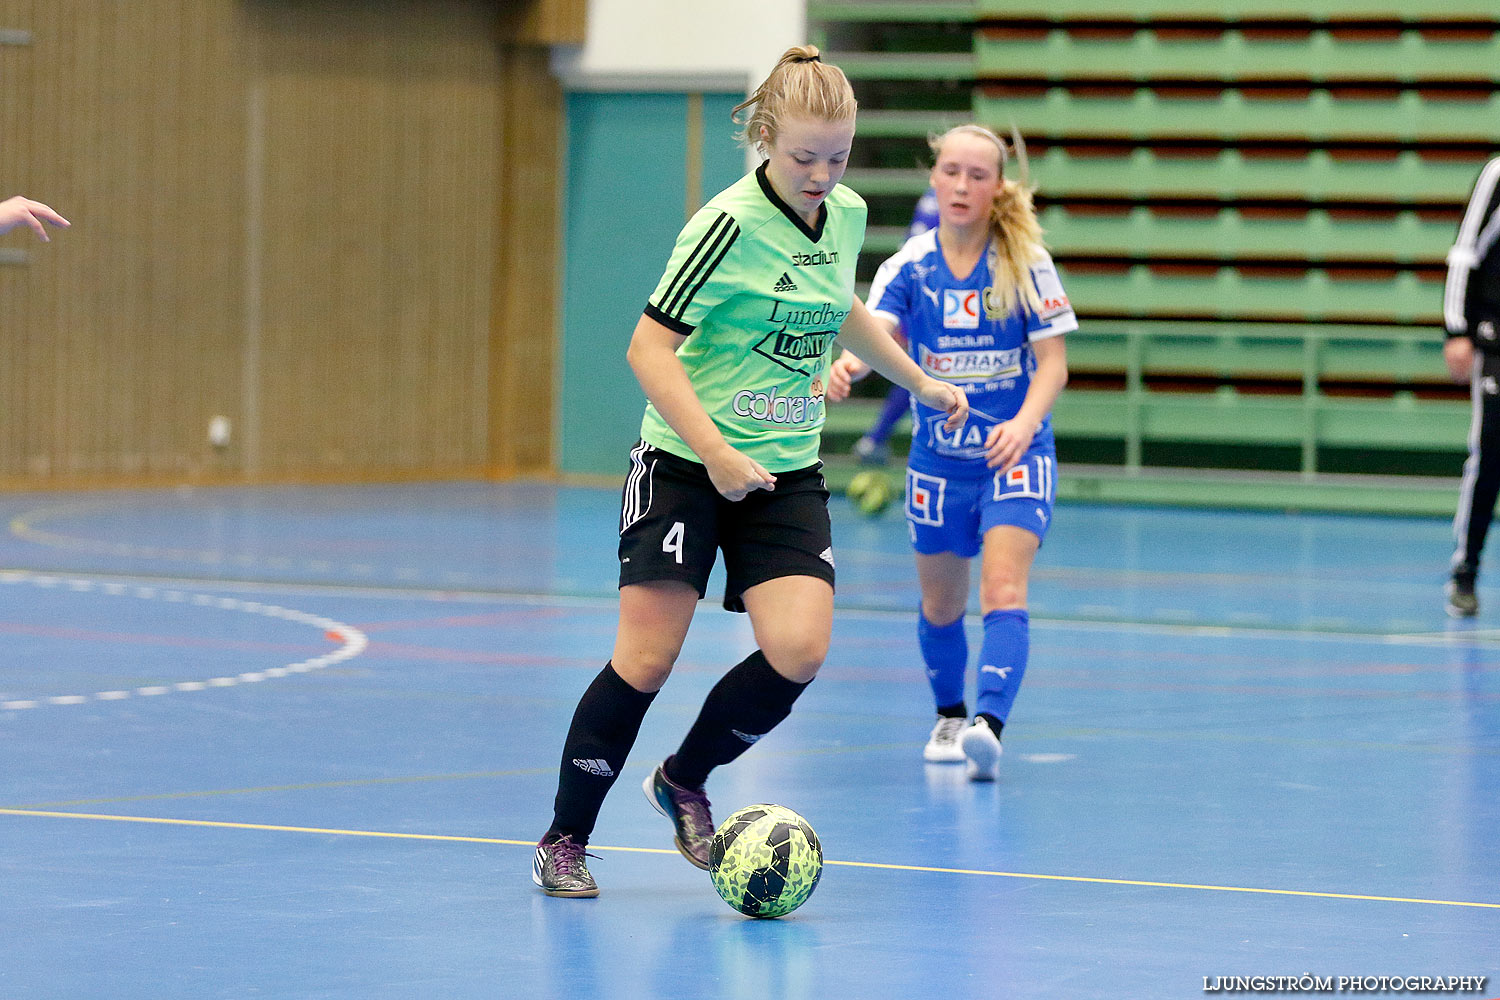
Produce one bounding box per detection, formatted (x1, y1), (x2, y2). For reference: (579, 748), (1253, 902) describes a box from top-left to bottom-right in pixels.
(1443, 155), (1500, 617)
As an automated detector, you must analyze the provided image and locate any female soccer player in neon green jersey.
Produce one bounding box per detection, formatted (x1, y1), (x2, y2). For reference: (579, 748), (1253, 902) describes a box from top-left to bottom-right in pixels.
(533, 45), (968, 898)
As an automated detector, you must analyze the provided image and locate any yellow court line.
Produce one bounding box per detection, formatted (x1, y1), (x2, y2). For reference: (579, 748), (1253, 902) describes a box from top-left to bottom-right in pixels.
(0, 807), (674, 854)
(3, 807), (1497, 911)
(824, 857), (1500, 909)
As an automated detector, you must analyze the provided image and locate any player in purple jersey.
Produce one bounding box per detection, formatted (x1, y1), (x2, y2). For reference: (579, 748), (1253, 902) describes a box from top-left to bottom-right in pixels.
(829, 125), (1073, 781)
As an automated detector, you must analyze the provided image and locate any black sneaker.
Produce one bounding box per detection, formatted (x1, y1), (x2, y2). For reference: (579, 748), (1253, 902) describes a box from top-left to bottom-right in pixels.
(642, 759), (713, 870)
(1446, 573), (1479, 618)
(532, 835), (599, 897)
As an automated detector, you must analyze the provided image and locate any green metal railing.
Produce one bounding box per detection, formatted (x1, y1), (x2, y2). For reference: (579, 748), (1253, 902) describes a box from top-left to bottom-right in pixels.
(1057, 321), (1462, 476)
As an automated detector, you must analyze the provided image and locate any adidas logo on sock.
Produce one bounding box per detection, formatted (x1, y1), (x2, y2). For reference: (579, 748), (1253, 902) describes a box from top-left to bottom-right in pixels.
(730, 729), (763, 744)
(773, 272), (798, 292)
(572, 758), (615, 777)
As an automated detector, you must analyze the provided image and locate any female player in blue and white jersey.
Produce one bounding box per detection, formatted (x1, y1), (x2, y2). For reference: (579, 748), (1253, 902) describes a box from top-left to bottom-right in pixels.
(829, 124), (1073, 781)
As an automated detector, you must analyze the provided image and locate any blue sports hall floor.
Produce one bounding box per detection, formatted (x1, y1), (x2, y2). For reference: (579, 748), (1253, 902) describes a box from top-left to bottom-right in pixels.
(0, 480), (1496, 999)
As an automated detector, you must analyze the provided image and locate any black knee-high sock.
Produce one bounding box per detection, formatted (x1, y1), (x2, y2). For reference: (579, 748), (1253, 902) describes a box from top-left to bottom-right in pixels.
(665, 650), (810, 790)
(546, 662), (656, 845)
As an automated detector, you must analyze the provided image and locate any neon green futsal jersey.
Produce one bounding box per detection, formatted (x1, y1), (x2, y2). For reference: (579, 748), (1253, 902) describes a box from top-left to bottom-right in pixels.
(640, 162), (867, 473)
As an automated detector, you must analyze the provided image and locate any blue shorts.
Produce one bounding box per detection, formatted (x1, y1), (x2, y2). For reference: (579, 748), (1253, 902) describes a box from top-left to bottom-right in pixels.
(904, 444), (1056, 558)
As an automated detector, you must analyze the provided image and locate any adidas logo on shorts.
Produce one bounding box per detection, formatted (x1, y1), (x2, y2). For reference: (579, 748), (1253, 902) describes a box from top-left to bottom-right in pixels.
(773, 272), (798, 293)
(571, 758), (615, 777)
(819, 547), (835, 568)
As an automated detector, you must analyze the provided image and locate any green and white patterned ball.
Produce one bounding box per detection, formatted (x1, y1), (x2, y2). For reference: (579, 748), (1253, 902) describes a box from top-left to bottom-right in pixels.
(709, 804), (823, 919)
(846, 469), (895, 516)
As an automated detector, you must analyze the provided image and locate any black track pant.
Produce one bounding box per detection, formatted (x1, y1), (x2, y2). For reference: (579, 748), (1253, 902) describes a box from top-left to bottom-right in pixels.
(1452, 354), (1500, 577)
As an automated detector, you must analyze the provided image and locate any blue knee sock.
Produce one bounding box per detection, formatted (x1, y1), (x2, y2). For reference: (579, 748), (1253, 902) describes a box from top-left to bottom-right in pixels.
(917, 610), (967, 713)
(976, 609), (1029, 723)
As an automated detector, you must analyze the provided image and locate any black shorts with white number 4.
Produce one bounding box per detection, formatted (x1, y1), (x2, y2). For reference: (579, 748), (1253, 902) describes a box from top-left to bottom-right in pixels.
(617, 441), (835, 612)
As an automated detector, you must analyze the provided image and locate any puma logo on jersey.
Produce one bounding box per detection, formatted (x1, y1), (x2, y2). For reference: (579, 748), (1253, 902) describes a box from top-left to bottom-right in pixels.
(773, 272), (798, 292)
(572, 758), (615, 777)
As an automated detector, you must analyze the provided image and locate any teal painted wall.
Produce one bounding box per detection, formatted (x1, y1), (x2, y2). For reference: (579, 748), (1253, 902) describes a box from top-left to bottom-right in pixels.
(700, 92), (749, 207)
(559, 91), (747, 477)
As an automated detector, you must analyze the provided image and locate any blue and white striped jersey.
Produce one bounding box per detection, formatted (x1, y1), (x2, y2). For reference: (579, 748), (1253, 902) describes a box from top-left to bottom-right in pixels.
(867, 230), (1077, 475)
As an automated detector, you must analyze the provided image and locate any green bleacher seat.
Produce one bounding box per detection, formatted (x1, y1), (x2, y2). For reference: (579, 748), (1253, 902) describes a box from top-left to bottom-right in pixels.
(858, 210), (1454, 265)
(856, 109), (968, 139)
(1059, 390), (1466, 450)
(843, 150), (1488, 205)
(827, 51), (975, 80)
(974, 87), (1500, 143)
(861, 225), (911, 256)
(1067, 319), (1446, 383)
(978, 0), (1488, 20)
(976, 28), (1500, 84)
(1038, 206), (1453, 265)
(1019, 149), (1483, 205)
(809, 1), (975, 23)
(1056, 265), (1443, 323)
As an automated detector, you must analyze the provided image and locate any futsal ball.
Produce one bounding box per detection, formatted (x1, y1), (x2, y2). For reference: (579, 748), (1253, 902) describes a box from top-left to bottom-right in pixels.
(709, 804), (823, 919)
(846, 469), (895, 516)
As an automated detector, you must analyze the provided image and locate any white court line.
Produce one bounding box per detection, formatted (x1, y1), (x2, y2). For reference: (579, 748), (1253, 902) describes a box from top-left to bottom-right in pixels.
(0, 570), (368, 711)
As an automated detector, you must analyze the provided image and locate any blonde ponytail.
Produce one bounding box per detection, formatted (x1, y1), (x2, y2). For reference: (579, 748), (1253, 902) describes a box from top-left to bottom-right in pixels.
(733, 45), (857, 155)
(985, 129), (1046, 317)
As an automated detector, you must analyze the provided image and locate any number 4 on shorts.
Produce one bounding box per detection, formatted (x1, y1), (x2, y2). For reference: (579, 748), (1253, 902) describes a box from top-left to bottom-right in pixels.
(662, 521), (685, 564)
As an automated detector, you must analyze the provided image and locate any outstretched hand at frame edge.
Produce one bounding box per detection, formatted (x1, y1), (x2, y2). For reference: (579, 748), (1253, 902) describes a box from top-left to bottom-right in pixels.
(0, 196), (70, 242)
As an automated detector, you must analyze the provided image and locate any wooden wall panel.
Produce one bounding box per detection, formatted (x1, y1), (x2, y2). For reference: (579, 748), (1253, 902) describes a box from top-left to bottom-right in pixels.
(490, 44), (560, 475)
(0, 0), (39, 476)
(0, 1), (245, 483)
(0, 0), (561, 487)
(244, 0), (500, 478)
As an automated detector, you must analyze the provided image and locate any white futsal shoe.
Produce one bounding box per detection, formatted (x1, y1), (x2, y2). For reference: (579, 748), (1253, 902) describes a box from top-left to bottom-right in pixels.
(923, 715), (967, 762)
(960, 716), (1002, 781)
